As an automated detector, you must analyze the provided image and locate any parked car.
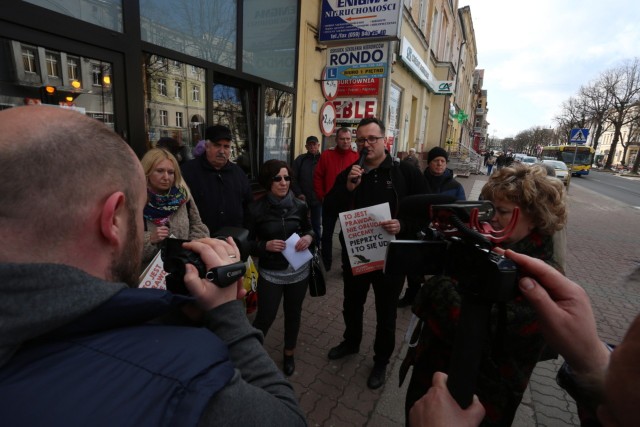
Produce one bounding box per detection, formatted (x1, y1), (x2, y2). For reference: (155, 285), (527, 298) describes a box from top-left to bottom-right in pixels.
(521, 156), (538, 166)
(541, 160), (570, 186)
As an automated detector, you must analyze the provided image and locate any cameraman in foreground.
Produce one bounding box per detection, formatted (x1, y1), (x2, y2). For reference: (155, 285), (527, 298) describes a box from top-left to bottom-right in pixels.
(0, 106), (306, 426)
(410, 249), (638, 427)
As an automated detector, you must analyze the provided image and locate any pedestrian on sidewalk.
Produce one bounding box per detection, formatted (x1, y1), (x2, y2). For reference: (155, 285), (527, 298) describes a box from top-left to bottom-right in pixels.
(398, 146), (466, 308)
(292, 135), (322, 240)
(325, 117), (427, 390)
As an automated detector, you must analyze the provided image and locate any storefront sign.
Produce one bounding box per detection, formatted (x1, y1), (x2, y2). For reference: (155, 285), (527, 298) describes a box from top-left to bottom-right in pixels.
(319, 0), (402, 42)
(399, 37), (454, 95)
(326, 42), (388, 80)
(336, 77), (380, 97)
(333, 97), (378, 122)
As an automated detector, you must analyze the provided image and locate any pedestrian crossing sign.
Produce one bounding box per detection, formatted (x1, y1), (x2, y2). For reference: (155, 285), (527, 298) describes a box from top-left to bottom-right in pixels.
(569, 128), (589, 144)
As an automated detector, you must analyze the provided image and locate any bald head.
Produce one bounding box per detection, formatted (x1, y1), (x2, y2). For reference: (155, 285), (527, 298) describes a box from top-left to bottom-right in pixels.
(0, 106), (144, 259)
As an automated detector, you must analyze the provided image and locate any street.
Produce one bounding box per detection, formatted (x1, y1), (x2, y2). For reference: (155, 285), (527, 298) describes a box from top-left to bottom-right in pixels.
(570, 170), (640, 207)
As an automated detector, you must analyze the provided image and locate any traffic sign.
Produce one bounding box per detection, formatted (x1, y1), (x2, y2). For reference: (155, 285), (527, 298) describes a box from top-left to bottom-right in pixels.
(569, 128), (589, 144)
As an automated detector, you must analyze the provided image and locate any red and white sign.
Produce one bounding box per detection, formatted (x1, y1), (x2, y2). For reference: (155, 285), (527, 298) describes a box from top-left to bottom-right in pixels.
(336, 78), (380, 98)
(321, 67), (338, 101)
(319, 101), (337, 137)
(333, 98), (378, 123)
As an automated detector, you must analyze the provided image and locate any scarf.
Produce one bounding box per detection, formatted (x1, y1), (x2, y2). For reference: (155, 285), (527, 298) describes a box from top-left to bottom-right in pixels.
(266, 190), (294, 209)
(143, 186), (187, 226)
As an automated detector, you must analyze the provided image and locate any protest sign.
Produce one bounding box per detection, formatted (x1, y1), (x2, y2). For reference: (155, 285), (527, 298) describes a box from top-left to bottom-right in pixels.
(138, 250), (168, 289)
(339, 202), (394, 275)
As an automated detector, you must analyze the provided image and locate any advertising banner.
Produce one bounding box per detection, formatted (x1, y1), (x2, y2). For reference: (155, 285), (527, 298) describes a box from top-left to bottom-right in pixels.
(336, 77), (380, 97)
(326, 42), (388, 80)
(319, 0), (402, 42)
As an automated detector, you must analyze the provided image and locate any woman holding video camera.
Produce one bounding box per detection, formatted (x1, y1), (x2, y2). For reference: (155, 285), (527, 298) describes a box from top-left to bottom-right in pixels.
(246, 159), (315, 377)
(141, 148), (209, 267)
(403, 163), (567, 426)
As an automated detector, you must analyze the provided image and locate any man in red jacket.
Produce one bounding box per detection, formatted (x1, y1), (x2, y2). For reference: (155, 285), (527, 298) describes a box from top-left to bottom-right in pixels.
(313, 127), (359, 270)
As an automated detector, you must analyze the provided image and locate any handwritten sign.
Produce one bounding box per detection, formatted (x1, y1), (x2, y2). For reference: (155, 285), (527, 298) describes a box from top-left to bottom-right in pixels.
(339, 202), (394, 275)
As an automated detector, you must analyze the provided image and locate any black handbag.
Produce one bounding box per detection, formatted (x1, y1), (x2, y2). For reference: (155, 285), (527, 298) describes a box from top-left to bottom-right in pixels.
(308, 247), (326, 297)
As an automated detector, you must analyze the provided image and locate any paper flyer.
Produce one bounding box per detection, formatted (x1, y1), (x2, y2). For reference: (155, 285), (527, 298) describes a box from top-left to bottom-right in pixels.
(339, 202), (394, 275)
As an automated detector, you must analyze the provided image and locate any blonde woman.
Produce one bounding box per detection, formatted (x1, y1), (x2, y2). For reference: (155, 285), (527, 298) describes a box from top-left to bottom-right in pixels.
(140, 148), (209, 267)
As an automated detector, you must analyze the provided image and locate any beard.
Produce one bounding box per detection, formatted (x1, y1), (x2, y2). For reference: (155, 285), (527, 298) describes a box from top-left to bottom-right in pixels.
(110, 207), (143, 287)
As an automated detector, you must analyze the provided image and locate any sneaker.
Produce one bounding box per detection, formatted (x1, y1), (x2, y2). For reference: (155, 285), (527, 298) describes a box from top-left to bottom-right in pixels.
(327, 341), (359, 360)
(367, 364), (387, 389)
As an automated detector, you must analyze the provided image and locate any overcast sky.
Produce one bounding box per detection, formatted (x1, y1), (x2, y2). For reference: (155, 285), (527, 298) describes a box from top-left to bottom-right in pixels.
(458, 0), (640, 138)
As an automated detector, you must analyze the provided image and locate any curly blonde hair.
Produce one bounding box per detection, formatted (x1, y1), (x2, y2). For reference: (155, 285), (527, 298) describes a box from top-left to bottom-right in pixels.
(480, 163), (567, 235)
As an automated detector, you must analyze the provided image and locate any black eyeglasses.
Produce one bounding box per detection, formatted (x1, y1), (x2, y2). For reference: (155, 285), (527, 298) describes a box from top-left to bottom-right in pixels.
(272, 175), (291, 182)
(355, 136), (384, 145)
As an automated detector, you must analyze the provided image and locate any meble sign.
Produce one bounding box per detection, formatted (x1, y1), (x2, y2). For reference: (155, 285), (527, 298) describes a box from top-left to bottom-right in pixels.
(326, 42), (388, 80)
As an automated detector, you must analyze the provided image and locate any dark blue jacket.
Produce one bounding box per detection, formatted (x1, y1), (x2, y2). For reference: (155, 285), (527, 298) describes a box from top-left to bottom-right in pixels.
(182, 155), (253, 234)
(423, 168), (466, 201)
(0, 289), (234, 427)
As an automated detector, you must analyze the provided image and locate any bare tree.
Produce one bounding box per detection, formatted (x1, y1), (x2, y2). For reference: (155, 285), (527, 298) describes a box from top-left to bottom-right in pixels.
(601, 58), (640, 169)
(579, 80), (614, 153)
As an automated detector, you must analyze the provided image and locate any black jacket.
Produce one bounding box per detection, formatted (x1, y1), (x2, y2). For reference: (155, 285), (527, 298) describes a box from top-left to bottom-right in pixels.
(181, 156), (253, 235)
(292, 152), (320, 207)
(246, 194), (314, 270)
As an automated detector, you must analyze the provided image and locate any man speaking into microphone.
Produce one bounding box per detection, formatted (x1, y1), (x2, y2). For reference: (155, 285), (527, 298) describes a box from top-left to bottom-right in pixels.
(324, 117), (427, 390)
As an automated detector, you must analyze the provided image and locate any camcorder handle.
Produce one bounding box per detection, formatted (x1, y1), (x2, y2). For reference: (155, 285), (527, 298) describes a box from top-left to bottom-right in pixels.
(446, 295), (492, 409)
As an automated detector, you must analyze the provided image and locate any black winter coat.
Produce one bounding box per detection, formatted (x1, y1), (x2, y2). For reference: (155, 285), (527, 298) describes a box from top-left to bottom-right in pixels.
(246, 194), (314, 270)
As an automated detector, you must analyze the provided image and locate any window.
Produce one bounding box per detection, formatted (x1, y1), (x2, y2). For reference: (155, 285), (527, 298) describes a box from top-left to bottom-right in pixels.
(192, 85), (200, 102)
(176, 111), (183, 127)
(92, 64), (102, 85)
(67, 57), (79, 81)
(160, 110), (168, 126)
(22, 47), (36, 73)
(45, 53), (59, 77)
(174, 81), (182, 99)
(158, 79), (167, 96)
(172, 60), (181, 68)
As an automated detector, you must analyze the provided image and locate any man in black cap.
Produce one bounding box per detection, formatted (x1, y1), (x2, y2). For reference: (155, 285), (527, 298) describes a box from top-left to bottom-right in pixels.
(398, 146), (466, 307)
(182, 125), (253, 235)
(292, 136), (322, 239)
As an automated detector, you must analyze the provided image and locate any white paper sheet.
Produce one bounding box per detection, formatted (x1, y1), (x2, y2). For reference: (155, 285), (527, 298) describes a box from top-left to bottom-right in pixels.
(282, 233), (313, 270)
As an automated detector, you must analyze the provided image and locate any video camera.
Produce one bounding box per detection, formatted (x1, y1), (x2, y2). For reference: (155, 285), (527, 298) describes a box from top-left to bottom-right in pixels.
(161, 227), (250, 295)
(384, 195), (521, 408)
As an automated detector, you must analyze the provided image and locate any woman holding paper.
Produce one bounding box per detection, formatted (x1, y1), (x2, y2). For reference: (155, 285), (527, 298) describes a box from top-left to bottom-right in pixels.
(140, 148), (209, 268)
(246, 159), (315, 376)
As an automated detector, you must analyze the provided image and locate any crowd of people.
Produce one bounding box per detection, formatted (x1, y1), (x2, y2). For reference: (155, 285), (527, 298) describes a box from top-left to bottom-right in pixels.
(1, 106), (638, 427)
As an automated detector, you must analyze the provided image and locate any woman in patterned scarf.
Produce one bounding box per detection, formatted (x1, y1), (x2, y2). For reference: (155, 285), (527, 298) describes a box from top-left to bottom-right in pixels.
(140, 148), (209, 268)
(403, 163), (567, 427)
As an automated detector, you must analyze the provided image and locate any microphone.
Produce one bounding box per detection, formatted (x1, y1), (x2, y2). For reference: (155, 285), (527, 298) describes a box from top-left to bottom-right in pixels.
(350, 147), (369, 183)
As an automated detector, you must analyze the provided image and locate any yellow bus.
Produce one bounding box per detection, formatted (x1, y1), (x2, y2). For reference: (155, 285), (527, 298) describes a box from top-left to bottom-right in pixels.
(540, 145), (595, 176)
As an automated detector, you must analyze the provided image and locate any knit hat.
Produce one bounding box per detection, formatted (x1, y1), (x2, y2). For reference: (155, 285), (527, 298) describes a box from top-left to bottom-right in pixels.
(205, 125), (233, 143)
(427, 146), (448, 163)
(306, 135), (319, 144)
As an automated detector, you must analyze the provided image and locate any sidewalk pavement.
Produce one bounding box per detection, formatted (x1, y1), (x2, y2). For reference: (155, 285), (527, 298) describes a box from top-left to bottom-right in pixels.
(260, 170), (640, 426)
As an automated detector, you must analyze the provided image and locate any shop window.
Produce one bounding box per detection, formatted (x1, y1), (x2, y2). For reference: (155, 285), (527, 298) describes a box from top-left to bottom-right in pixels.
(243, 0), (297, 86)
(212, 82), (257, 179)
(142, 53), (206, 150)
(263, 87), (293, 162)
(0, 38), (114, 130)
(140, 0), (236, 69)
(24, 0), (123, 32)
